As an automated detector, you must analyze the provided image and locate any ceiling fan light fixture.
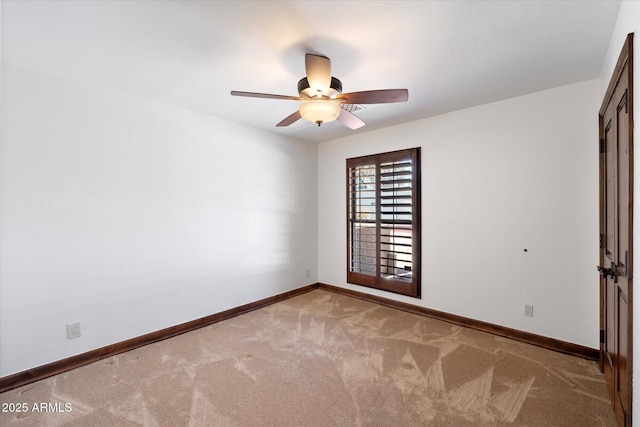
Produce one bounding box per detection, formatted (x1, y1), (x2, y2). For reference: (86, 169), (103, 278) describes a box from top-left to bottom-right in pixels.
(299, 99), (341, 126)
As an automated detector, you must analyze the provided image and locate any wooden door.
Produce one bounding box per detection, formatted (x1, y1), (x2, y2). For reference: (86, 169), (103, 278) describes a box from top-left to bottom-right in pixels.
(599, 32), (633, 427)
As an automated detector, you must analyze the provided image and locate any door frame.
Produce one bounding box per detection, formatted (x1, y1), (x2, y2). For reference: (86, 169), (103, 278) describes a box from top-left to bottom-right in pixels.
(599, 32), (634, 426)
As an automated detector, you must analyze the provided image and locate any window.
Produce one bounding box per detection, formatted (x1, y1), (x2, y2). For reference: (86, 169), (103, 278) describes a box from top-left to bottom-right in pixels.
(347, 148), (421, 298)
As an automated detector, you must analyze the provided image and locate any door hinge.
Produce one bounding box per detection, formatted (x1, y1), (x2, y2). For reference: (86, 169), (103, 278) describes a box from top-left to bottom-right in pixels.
(600, 329), (605, 344)
(600, 233), (604, 249)
(599, 138), (605, 153)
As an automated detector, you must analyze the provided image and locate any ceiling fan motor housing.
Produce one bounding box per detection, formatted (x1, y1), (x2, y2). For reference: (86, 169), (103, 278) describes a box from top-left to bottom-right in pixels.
(297, 77), (343, 98)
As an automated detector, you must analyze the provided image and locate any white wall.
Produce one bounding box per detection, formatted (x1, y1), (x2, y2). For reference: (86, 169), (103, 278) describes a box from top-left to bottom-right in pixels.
(0, 63), (318, 377)
(598, 0), (640, 422)
(319, 79), (600, 349)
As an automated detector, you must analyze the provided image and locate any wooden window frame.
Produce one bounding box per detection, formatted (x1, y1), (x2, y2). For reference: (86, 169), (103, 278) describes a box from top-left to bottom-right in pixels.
(346, 148), (421, 298)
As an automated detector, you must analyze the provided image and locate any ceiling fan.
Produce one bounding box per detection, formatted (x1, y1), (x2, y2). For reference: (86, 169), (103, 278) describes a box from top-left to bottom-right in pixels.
(230, 54), (408, 129)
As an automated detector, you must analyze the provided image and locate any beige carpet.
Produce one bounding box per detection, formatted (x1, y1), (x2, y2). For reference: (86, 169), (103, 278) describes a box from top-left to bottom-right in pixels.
(0, 289), (615, 426)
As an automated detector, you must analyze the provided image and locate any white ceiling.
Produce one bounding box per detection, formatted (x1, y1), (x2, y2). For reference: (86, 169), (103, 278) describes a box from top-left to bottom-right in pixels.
(2, 0), (621, 143)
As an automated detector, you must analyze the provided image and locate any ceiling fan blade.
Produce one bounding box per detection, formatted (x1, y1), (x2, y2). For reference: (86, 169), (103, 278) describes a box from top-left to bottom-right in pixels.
(337, 108), (365, 130)
(276, 110), (302, 127)
(338, 89), (408, 104)
(305, 54), (331, 94)
(230, 91), (303, 101)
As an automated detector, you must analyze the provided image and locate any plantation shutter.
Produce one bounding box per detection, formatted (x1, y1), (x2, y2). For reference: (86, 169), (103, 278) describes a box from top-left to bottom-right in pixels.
(347, 158), (378, 287)
(347, 148), (421, 298)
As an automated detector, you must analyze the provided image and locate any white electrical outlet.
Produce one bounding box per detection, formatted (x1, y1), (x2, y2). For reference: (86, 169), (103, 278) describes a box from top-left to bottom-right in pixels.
(524, 304), (534, 317)
(306, 268), (310, 278)
(67, 322), (81, 339)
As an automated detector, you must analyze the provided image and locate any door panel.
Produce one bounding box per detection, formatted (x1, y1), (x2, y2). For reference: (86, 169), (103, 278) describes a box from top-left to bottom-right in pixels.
(616, 288), (629, 427)
(605, 118), (615, 263)
(618, 89), (630, 279)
